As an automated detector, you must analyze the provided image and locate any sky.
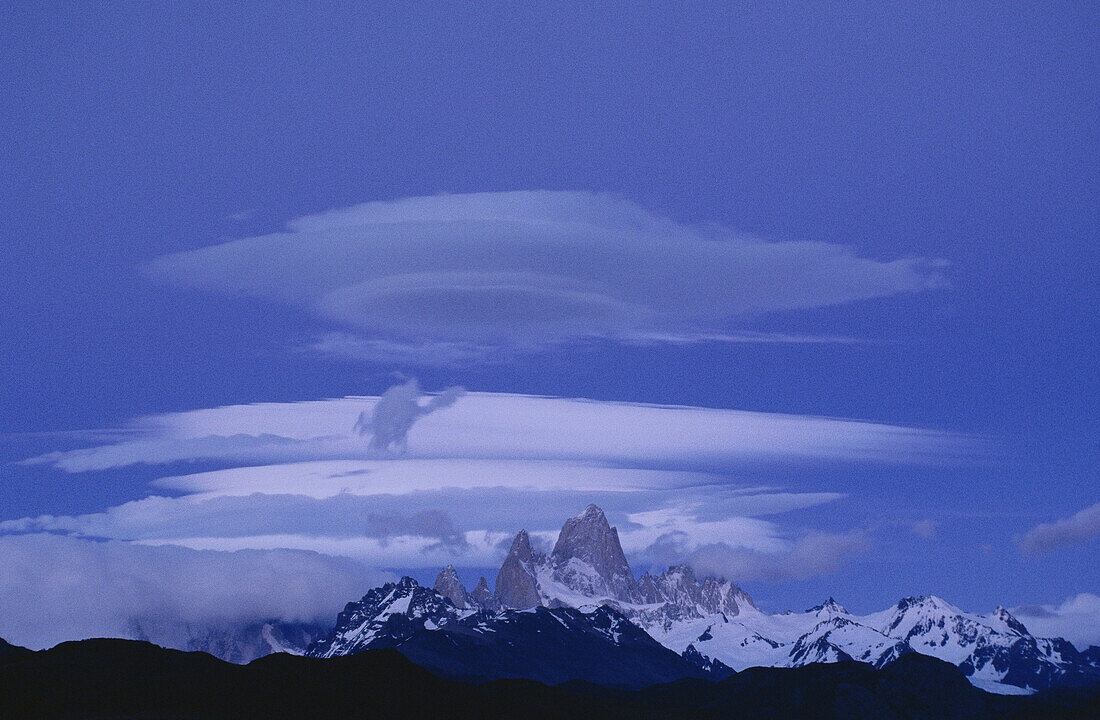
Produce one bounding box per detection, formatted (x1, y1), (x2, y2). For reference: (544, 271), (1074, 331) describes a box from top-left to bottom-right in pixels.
(0, 3), (1097, 650)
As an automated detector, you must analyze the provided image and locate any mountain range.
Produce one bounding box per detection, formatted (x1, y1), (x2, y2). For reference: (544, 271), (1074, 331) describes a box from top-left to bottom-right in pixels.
(299, 504), (1099, 694)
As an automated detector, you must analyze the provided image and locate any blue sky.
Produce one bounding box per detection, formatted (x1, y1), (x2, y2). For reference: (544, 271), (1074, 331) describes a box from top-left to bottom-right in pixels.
(0, 3), (1097, 648)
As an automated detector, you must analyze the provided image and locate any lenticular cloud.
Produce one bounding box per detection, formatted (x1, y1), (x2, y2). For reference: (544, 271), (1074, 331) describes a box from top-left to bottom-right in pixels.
(146, 191), (945, 353)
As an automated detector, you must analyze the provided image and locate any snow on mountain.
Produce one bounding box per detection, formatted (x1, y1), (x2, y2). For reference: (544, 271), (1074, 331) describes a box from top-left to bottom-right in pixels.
(786, 617), (912, 668)
(307, 577), (473, 659)
(478, 505), (1098, 693)
(549, 504), (640, 603)
(284, 504), (1097, 694)
(304, 577), (711, 686)
(468, 576), (499, 612)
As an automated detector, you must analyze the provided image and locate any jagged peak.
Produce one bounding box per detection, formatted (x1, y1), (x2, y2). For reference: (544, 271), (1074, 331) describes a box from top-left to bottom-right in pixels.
(474, 576), (490, 591)
(577, 503), (607, 521)
(990, 605), (1030, 635)
(665, 563), (697, 579)
(507, 529), (533, 559)
(433, 565), (468, 610)
(808, 597), (849, 614)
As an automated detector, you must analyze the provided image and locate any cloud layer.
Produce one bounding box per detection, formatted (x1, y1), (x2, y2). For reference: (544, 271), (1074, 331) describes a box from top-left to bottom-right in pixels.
(0, 533), (389, 650)
(146, 191), (945, 358)
(26, 392), (980, 473)
(1012, 594), (1100, 650)
(1020, 502), (1100, 555)
(3, 389), (988, 641)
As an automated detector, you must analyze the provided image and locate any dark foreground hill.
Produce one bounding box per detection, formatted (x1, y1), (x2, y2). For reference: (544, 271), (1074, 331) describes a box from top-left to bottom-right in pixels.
(0, 639), (1097, 720)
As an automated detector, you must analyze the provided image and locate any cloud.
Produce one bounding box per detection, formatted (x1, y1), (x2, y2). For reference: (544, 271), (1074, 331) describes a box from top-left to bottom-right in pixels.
(145, 191), (945, 357)
(1, 496), (470, 551)
(638, 527), (869, 582)
(0, 472), (845, 569)
(354, 379), (464, 451)
(8, 391), (976, 599)
(1019, 502), (1100, 555)
(0, 533), (389, 650)
(1012, 594), (1100, 650)
(24, 392), (982, 473)
(311, 332), (504, 366)
(311, 330), (867, 366)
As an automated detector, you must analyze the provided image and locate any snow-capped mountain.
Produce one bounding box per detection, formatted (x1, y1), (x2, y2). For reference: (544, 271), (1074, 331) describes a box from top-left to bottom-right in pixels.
(176, 503), (1097, 695)
(304, 576), (712, 686)
(492, 504), (755, 621)
(450, 504), (1100, 694)
(308, 577), (472, 659)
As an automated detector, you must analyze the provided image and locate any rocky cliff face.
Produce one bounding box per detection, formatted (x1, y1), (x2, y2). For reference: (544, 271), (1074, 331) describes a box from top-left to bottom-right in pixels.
(307, 577), (467, 659)
(433, 565), (468, 610)
(549, 504), (640, 603)
(410, 504), (1100, 694)
(469, 576), (499, 612)
(493, 530), (542, 609)
(488, 506), (753, 618)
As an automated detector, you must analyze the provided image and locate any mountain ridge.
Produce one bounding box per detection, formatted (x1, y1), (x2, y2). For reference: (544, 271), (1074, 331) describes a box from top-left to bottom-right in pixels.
(394, 505), (1100, 694)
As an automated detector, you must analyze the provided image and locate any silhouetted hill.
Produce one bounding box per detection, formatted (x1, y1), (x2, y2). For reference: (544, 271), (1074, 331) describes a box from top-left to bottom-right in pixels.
(0, 638), (1097, 719)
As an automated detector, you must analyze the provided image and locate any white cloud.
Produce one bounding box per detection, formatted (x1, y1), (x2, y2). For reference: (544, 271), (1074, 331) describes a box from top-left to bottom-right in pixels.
(145, 191), (945, 356)
(25, 392), (981, 473)
(6, 391), (979, 611)
(311, 332), (504, 366)
(1012, 593), (1100, 650)
(0, 463), (845, 570)
(636, 525), (870, 583)
(1019, 502), (1100, 555)
(151, 459), (707, 498)
(0, 533), (389, 650)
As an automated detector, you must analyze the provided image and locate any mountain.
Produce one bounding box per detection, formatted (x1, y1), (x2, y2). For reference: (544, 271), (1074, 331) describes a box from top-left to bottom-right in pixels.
(432, 564), (469, 609)
(107, 502), (1096, 696)
(550, 503), (640, 602)
(308, 577), (470, 659)
(305, 576), (711, 687)
(637, 590), (1100, 694)
(4, 638), (1098, 720)
(469, 575), (499, 611)
(494, 529), (543, 608)
(475, 504), (1100, 694)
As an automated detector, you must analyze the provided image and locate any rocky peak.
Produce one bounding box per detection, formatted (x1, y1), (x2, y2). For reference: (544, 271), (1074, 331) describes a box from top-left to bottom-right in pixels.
(550, 504), (639, 603)
(508, 529), (534, 562)
(552, 505), (621, 568)
(991, 606), (1030, 637)
(469, 576), (499, 612)
(307, 577), (464, 659)
(637, 570), (661, 604)
(808, 597), (849, 616)
(699, 576), (754, 616)
(495, 529), (542, 609)
(433, 564), (468, 610)
(634, 566), (755, 622)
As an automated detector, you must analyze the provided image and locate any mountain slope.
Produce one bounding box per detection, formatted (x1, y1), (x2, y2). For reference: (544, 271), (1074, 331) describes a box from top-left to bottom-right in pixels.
(477, 505), (1100, 694)
(306, 577), (711, 687)
(308, 577), (470, 659)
